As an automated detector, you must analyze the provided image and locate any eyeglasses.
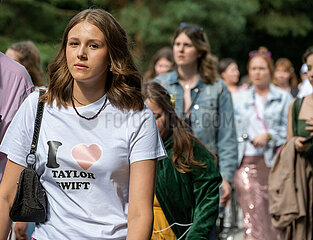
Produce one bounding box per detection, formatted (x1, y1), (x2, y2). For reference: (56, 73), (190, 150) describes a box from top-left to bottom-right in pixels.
(249, 50), (272, 58)
(153, 112), (163, 120)
(180, 22), (203, 33)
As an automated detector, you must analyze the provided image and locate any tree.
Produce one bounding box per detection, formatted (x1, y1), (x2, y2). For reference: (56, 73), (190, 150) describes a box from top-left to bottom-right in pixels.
(1, 0), (313, 77)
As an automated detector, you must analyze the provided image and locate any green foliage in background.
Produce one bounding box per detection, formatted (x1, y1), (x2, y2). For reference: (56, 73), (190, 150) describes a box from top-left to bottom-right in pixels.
(1, 0), (313, 79)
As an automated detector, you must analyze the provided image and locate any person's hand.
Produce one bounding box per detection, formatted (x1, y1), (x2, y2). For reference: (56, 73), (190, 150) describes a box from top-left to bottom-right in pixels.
(253, 132), (269, 148)
(220, 180), (232, 205)
(14, 222), (28, 240)
(294, 137), (311, 152)
(305, 117), (313, 134)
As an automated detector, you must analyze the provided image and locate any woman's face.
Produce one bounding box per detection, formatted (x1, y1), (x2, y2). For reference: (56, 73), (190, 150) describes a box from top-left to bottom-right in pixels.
(221, 62), (240, 85)
(66, 20), (110, 86)
(307, 54), (313, 87)
(155, 57), (172, 76)
(274, 65), (290, 86)
(173, 32), (200, 68)
(5, 48), (20, 63)
(145, 99), (169, 140)
(248, 56), (271, 88)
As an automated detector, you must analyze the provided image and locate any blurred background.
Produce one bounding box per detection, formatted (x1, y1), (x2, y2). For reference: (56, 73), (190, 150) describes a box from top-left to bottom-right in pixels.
(1, 0), (313, 84)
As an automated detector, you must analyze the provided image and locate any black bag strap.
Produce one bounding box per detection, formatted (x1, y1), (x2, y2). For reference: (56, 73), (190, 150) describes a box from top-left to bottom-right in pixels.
(27, 90), (45, 168)
(182, 88), (201, 121)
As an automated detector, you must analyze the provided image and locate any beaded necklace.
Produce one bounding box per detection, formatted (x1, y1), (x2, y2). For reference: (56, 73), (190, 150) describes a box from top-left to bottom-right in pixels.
(71, 96), (108, 120)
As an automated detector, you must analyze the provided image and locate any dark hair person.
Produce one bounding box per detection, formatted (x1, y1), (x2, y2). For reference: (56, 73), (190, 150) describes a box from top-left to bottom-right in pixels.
(0, 8), (166, 239)
(143, 81), (222, 239)
(153, 22), (237, 208)
(233, 47), (292, 239)
(218, 58), (248, 95)
(287, 46), (313, 164)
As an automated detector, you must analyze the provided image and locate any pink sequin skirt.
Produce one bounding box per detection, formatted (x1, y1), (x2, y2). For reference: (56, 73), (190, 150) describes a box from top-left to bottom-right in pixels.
(234, 156), (280, 240)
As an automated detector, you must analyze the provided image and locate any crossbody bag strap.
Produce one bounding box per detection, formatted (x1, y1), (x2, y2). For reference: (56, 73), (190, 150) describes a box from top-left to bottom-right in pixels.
(27, 90), (45, 168)
(182, 88), (201, 121)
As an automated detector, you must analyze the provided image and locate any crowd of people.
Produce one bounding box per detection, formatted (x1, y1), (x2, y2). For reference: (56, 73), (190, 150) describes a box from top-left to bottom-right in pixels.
(0, 5), (312, 240)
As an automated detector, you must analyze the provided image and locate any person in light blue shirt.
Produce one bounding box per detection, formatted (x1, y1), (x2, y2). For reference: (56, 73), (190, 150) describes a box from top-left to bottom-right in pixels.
(233, 47), (292, 240)
(153, 23), (238, 210)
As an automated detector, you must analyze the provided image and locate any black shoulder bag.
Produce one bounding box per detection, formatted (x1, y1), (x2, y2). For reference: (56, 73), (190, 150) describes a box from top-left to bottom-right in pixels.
(9, 91), (47, 223)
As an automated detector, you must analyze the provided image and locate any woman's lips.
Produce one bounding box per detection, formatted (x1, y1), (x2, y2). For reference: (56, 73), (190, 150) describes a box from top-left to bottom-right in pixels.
(74, 64), (88, 70)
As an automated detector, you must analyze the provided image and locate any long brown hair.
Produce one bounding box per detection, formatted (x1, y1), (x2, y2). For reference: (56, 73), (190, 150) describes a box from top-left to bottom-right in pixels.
(173, 23), (219, 85)
(7, 41), (45, 87)
(142, 81), (207, 173)
(44, 8), (143, 111)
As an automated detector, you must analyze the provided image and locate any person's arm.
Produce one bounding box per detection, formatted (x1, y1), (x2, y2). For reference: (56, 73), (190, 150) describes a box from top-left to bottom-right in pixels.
(267, 93), (293, 147)
(287, 99), (295, 140)
(216, 82), (238, 203)
(0, 160), (25, 240)
(185, 145), (222, 239)
(127, 159), (157, 240)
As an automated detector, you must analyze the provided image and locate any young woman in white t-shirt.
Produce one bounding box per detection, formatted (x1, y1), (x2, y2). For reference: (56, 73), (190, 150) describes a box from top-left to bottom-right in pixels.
(0, 9), (166, 240)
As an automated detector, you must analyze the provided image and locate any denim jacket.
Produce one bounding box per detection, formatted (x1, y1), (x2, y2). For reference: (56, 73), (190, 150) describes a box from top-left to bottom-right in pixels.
(232, 84), (293, 167)
(154, 71), (238, 182)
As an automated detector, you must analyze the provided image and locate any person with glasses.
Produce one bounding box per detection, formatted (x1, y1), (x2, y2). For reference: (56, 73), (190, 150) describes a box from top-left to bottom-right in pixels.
(153, 23), (238, 216)
(143, 81), (222, 240)
(232, 46), (292, 239)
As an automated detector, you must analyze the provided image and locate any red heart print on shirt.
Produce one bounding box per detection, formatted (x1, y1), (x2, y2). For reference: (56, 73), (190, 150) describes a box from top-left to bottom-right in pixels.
(72, 144), (102, 170)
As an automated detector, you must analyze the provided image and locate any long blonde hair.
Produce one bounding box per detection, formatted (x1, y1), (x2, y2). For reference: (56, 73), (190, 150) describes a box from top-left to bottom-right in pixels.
(44, 8), (143, 111)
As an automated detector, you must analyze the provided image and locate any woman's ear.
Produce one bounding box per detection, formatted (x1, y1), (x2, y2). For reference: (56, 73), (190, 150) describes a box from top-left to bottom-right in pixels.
(221, 72), (226, 80)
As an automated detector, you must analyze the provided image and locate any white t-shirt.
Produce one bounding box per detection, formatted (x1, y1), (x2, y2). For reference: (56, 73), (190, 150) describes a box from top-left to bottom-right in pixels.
(0, 91), (166, 240)
(297, 78), (313, 98)
(245, 94), (267, 156)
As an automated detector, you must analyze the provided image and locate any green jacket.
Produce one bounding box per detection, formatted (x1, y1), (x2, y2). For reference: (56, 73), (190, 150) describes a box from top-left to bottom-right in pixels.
(155, 136), (222, 239)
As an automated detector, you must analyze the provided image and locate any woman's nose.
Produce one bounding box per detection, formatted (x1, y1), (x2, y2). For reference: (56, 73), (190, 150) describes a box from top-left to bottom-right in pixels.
(77, 46), (87, 60)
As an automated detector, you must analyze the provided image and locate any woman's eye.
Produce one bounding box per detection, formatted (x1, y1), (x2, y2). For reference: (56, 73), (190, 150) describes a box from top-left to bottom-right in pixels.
(90, 44), (99, 49)
(69, 42), (78, 46)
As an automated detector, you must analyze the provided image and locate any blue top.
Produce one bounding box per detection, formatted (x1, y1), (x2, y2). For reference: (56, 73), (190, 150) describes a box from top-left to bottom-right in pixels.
(154, 70), (238, 182)
(233, 84), (293, 167)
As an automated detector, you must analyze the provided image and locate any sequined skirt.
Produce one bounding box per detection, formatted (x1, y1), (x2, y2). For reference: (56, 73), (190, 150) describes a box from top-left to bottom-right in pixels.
(234, 156), (280, 240)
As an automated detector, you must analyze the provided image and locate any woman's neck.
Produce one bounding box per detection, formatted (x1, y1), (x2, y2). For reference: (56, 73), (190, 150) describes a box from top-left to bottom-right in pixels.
(72, 81), (106, 106)
(277, 81), (291, 91)
(254, 84), (270, 97)
(177, 65), (199, 88)
(226, 83), (238, 94)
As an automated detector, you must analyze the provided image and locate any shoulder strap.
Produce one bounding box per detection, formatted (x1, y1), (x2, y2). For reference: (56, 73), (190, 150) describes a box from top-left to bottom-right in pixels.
(182, 88), (201, 121)
(27, 90), (45, 168)
(292, 97), (304, 136)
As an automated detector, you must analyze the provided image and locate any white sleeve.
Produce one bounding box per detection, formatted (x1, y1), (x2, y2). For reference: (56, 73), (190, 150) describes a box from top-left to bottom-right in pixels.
(0, 91), (39, 167)
(127, 105), (167, 164)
